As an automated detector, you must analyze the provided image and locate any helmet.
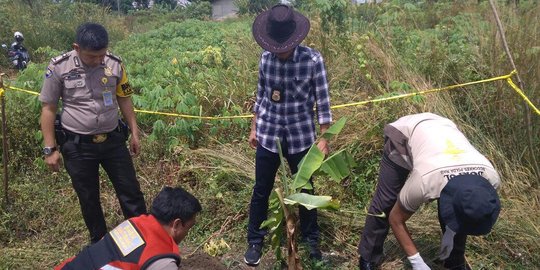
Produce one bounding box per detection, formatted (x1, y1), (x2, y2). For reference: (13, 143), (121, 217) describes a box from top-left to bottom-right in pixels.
(14, 31), (24, 42)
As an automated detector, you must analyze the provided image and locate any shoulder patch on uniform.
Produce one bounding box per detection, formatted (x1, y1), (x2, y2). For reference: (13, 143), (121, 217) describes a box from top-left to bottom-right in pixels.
(109, 220), (145, 257)
(45, 67), (54, 78)
(51, 53), (71, 65)
(106, 51), (122, 63)
(120, 82), (134, 96)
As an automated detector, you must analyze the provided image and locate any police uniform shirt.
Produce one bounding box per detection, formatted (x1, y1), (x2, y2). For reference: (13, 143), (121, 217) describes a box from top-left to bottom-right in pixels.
(384, 113), (501, 212)
(39, 50), (134, 135)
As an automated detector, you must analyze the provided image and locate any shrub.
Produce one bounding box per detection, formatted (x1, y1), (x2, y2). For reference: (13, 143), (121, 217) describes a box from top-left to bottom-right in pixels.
(234, 0), (280, 15)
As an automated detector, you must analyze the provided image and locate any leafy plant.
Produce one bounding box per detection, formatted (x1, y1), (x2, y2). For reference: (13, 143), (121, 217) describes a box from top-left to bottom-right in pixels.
(203, 238), (231, 257)
(314, 0), (350, 34)
(170, 1), (213, 21)
(260, 118), (354, 269)
(234, 0), (280, 15)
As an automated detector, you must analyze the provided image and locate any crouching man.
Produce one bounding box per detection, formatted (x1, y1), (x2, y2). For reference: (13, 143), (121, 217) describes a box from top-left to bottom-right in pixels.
(358, 113), (501, 270)
(55, 186), (202, 270)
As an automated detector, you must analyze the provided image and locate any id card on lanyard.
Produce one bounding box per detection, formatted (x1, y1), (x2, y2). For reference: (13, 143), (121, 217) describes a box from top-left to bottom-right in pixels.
(103, 89), (114, 107)
(101, 74), (114, 107)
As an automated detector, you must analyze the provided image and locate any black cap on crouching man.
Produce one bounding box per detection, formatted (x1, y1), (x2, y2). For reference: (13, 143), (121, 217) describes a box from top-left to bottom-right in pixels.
(438, 174), (501, 259)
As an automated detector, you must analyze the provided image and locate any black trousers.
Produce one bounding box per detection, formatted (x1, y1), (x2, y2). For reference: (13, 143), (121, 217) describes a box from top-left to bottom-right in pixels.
(247, 141), (319, 246)
(61, 130), (147, 243)
(358, 154), (467, 268)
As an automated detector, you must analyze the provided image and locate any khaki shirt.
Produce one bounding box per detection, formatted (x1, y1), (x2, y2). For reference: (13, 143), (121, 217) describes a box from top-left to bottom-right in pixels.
(39, 50), (134, 135)
(384, 113), (501, 212)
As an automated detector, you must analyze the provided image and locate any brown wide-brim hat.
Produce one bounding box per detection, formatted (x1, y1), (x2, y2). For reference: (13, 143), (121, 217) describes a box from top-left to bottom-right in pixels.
(252, 4), (310, 53)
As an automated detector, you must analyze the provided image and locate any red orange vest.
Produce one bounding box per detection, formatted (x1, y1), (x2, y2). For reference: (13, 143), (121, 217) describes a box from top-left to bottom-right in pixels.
(55, 215), (180, 270)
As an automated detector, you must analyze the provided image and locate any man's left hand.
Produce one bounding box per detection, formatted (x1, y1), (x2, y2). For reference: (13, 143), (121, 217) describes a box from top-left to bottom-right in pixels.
(317, 139), (329, 156)
(130, 136), (141, 156)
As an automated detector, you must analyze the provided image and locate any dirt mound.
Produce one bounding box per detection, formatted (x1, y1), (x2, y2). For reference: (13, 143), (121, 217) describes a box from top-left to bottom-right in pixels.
(181, 252), (228, 270)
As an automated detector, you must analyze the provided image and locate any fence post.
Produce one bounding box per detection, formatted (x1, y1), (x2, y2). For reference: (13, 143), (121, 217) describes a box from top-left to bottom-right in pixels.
(0, 73), (8, 206)
(488, 0), (539, 179)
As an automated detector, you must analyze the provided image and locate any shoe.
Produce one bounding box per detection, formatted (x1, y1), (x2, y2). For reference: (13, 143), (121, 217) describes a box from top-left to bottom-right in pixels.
(309, 245), (322, 261)
(244, 243), (263, 266)
(359, 257), (376, 270)
(447, 264), (472, 270)
(443, 257), (472, 270)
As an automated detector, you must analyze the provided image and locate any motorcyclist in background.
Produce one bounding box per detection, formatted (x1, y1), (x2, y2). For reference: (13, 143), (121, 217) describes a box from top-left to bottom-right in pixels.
(11, 32), (25, 51)
(5, 31), (30, 70)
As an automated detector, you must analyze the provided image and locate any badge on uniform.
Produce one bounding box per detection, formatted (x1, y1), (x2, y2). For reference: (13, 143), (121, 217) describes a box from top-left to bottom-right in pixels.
(45, 67), (53, 79)
(101, 77), (108, 85)
(73, 56), (81, 67)
(104, 66), (113, 76)
(103, 90), (113, 107)
(109, 220), (145, 256)
(271, 85), (283, 103)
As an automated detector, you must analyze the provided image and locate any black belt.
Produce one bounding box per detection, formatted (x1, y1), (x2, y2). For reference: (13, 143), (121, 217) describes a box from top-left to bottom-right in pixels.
(64, 129), (118, 144)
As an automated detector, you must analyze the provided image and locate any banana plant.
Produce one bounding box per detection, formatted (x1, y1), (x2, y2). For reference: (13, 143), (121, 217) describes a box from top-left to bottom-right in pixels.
(260, 118), (354, 269)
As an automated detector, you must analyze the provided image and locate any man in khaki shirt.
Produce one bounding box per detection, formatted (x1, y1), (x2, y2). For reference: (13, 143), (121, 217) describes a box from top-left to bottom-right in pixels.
(39, 22), (146, 244)
(358, 113), (501, 270)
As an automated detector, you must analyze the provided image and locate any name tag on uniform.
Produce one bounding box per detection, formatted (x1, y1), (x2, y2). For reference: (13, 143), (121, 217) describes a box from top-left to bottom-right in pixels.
(109, 220), (145, 257)
(103, 90), (113, 107)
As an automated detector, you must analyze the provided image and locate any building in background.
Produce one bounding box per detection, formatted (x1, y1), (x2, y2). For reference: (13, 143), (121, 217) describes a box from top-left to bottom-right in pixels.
(212, 0), (237, 20)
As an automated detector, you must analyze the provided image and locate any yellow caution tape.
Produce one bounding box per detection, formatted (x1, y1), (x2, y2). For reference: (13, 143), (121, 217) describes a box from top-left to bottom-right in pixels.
(505, 78), (540, 116)
(134, 109), (253, 120)
(3, 70), (538, 119)
(331, 71), (516, 109)
(5, 85), (39, 96)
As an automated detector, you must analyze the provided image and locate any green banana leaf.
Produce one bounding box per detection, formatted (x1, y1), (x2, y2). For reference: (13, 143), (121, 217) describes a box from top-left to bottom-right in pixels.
(291, 145), (324, 190)
(320, 117), (347, 140)
(319, 149), (355, 181)
(260, 210), (283, 231)
(284, 193), (340, 210)
(261, 190), (284, 230)
(270, 227), (284, 260)
(291, 118), (348, 191)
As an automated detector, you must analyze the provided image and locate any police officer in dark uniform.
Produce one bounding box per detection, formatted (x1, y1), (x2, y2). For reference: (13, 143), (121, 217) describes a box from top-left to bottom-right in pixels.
(39, 22), (147, 243)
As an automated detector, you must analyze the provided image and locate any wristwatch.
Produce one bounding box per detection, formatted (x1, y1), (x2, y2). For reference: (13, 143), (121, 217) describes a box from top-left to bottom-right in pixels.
(43, 146), (57, 156)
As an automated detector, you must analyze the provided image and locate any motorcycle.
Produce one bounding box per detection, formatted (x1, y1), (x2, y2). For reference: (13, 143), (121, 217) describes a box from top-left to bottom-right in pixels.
(1, 43), (30, 70)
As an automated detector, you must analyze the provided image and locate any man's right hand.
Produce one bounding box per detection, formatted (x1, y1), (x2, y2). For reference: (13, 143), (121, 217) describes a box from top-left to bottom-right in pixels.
(45, 151), (62, 172)
(408, 253), (431, 270)
(248, 130), (258, 149)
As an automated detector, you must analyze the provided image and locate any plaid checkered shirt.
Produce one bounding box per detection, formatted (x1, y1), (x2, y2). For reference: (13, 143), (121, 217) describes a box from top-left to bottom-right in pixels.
(253, 45), (332, 154)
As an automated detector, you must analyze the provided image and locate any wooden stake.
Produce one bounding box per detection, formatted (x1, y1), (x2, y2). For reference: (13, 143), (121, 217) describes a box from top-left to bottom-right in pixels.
(0, 73), (8, 206)
(488, 0), (539, 179)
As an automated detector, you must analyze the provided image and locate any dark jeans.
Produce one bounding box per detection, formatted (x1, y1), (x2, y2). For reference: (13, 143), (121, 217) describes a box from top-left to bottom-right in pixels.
(358, 154), (467, 267)
(358, 154), (410, 265)
(247, 142), (319, 246)
(61, 130), (146, 243)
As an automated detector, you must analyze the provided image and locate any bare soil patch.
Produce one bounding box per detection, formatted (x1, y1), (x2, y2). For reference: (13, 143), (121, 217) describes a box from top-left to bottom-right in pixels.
(182, 251), (228, 270)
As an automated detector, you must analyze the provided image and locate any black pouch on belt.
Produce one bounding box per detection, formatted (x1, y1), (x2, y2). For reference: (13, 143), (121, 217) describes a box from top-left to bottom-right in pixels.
(118, 118), (130, 141)
(54, 114), (66, 146)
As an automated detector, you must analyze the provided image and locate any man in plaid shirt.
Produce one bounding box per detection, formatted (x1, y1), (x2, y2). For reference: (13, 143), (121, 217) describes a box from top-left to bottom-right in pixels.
(244, 4), (332, 266)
